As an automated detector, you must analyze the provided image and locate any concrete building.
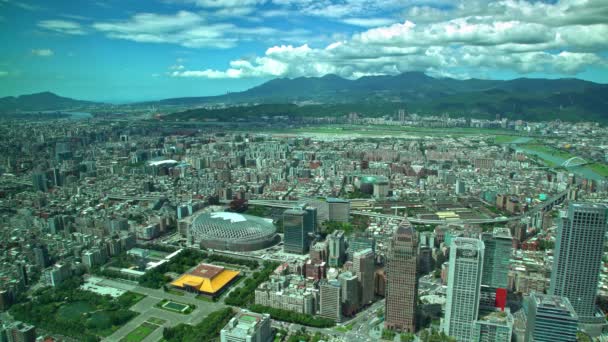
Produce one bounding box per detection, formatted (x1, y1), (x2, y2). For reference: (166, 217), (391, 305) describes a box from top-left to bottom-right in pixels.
(2, 321), (36, 342)
(455, 179), (466, 195)
(255, 274), (317, 315)
(220, 310), (272, 342)
(523, 293), (578, 342)
(44, 263), (72, 287)
(385, 221), (418, 333)
(472, 310), (514, 342)
(353, 248), (375, 306)
(443, 238), (485, 341)
(327, 230), (346, 267)
(550, 203), (608, 329)
(319, 280), (342, 322)
(327, 198), (350, 223)
(481, 227), (512, 289)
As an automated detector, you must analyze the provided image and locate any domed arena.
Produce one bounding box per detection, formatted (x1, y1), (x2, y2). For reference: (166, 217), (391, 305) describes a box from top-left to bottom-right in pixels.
(189, 212), (280, 251)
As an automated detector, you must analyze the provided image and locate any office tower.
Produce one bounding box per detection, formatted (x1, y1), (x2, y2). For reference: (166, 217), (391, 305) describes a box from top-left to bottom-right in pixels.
(481, 227), (512, 289)
(319, 280), (342, 322)
(385, 221), (418, 333)
(283, 207), (314, 254)
(455, 179), (466, 195)
(353, 248), (375, 306)
(339, 271), (360, 316)
(33, 246), (50, 268)
(472, 309), (514, 342)
(17, 264), (28, 288)
(220, 310), (272, 342)
(443, 238), (485, 341)
(327, 230), (346, 267)
(32, 172), (47, 192)
(523, 293), (578, 342)
(550, 203), (608, 324)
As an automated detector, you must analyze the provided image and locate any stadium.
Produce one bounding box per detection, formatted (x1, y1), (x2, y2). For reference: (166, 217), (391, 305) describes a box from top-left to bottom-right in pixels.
(189, 212), (280, 251)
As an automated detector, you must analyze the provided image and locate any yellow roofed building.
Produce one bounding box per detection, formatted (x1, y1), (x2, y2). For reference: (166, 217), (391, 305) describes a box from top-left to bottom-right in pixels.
(171, 263), (240, 297)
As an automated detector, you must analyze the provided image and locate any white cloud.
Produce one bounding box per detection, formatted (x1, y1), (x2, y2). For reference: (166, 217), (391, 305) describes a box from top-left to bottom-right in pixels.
(38, 20), (86, 35)
(341, 18), (397, 27)
(31, 49), (54, 57)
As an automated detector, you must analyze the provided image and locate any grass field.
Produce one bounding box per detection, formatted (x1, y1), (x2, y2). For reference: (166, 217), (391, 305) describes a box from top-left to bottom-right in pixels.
(589, 163), (608, 177)
(261, 125), (519, 137)
(120, 322), (159, 342)
(147, 317), (167, 325)
(57, 301), (95, 320)
(494, 135), (521, 143)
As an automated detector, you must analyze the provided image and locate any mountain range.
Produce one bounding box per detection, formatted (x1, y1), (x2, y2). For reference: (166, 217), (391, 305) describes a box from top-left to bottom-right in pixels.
(2, 72), (607, 122)
(159, 72), (608, 122)
(0, 91), (96, 112)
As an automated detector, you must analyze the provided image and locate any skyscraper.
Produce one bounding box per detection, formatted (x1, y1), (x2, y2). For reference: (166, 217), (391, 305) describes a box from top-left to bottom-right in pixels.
(481, 227), (512, 289)
(353, 248), (375, 306)
(283, 207), (314, 254)
(319, 280), (342, 322)
(327, 230), (346, 267)
(550, 203), (608, 324)
(385, 221), (418, 333)
(443, 237), (485, 341)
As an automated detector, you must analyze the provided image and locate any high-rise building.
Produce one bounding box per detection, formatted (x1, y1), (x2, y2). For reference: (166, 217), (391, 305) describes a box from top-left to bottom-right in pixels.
(523, 293), (578, 342)
(33, 246), (50, 268)
(353, 248), (375, 306)
(283, 207), (314, 254)
(3, 321), (36, 342)
(443, 238), (485, 341)
(32, 172), (47, 192)
(550, 203), (608, 325)
(220, 309), (272, 342)
(327, 230), (346, 267)
(44, 263), (72, 287)
(385, 221), (418, 333)
(339, 271), (360, 316)
(319, 280), (342, 322)
(481, 227), (512, 289)
(455, 179), (466, 195)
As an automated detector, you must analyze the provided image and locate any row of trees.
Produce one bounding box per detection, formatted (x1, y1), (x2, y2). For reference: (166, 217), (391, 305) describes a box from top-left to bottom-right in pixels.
(9, 276), (139, 341)
(138, 249), (206, 288)
(163, 307), (234, 341)
(249, 304), (335, 328)
(207, 254), (259, 270)
(224, 261), (278, 306)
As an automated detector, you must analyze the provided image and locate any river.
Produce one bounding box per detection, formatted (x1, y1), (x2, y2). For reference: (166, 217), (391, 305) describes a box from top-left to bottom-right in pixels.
(506, 137), (605, 181)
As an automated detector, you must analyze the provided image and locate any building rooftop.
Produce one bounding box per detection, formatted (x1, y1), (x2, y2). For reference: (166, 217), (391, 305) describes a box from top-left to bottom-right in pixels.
(171, 263), (240, 294)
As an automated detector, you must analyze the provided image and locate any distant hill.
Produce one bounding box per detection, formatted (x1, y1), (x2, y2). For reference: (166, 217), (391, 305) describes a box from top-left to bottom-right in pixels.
(0, 92), (97, 112)
(158, 72), (608, 122)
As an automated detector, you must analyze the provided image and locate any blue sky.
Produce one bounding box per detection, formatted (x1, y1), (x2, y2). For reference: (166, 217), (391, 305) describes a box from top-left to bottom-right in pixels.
(0, 0), (607, 102)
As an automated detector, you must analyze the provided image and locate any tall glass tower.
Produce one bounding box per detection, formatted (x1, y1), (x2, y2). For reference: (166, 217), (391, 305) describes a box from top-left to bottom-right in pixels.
(385, 221), (418, 333)
(481, 227), (512, 289)
(443, 237), (485, 341)
(549, 203), (608, 323)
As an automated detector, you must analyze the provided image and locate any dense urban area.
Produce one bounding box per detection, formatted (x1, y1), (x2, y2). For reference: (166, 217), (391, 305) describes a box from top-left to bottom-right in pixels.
(0, 108), (607, 342)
